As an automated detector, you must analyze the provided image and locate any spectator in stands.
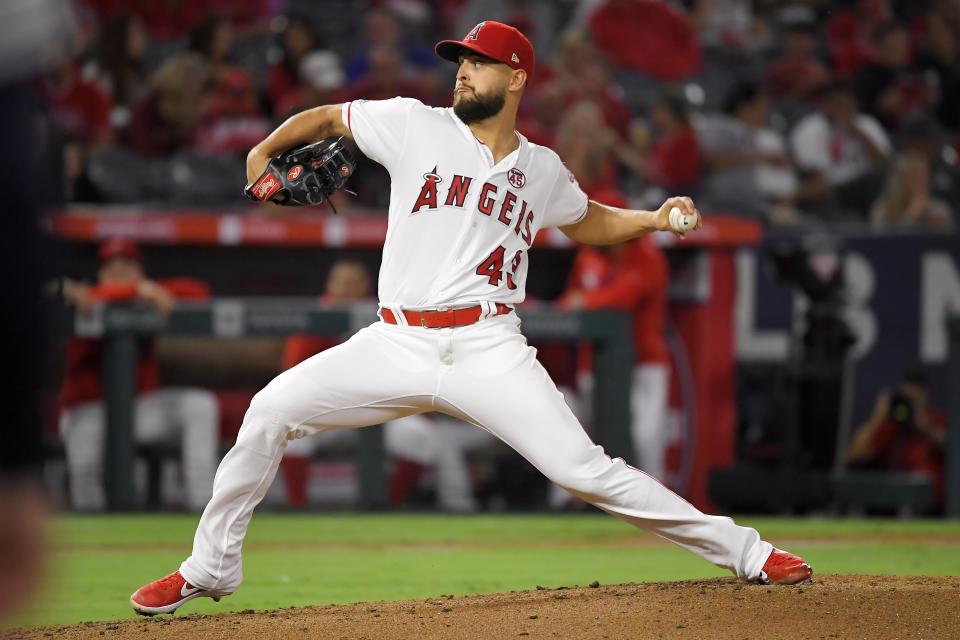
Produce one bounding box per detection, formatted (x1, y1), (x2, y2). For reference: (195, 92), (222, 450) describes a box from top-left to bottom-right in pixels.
(896, 113), (960, 206)
(913, 10), (960, 130)
(188, 14), (235, 84)
(697, 82), (797, 218)
(847, 370), (946, 510)
(266, 15), (322, 119)
(607, 91), (702, 200)
(280, 261), (494, 512)
(194, 67), (271, 155)
(42, 56), (114, 148)
(546, 29), (595, 95)
(516, 80), (565, 148)
(690, 0), (770, 54)
(788, 81), (891, 218)
(825, 0), (892, 79)
(57, 238), (219, 511)
(42, 50), (114, 202)
(853, 21), (940, 128)
(82, 0), (270, 42)
(344, 7), (437, 85)
(127, 53), (209, 156)
(870, 152), (954, 231)
(567, 52), (633, 139)
(272, 50), (349, 122)
(557, 190), (671, 481)
(554, 102), (620, 196)
(347, 44), (429, 103)
(584, 0), (702, 82)
(764, 14), (830, 104)
(88, 14), (148, 128)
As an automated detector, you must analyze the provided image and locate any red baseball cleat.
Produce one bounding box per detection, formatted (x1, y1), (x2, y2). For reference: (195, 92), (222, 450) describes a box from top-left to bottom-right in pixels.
(130, 571), (225, 616)
(760, 548), (813, 585)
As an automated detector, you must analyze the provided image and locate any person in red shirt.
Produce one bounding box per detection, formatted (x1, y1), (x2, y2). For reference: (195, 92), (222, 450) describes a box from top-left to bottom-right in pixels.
(607, 92), (702, 196)
(764, 18), (831, 103)
(847, 370), (947, 509)
(42, 56), (114, 201)
(58, 238), (219, 511)
(557, 191), (671, 481)
(126, 54), (209, 157)
(194, 68), (271, 155)
(280, 261), (494, 511)
(42, 60), (114, 148)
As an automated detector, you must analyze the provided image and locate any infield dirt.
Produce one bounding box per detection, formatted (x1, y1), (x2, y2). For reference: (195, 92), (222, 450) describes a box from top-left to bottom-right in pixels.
(4, 574), (958, 640)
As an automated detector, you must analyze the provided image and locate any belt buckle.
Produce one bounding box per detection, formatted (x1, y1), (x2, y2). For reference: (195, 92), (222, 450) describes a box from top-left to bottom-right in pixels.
(420, 310), (427, 328)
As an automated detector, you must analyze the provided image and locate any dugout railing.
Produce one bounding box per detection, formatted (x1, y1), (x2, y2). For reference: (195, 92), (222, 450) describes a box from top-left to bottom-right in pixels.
(63, 301), (633, 511)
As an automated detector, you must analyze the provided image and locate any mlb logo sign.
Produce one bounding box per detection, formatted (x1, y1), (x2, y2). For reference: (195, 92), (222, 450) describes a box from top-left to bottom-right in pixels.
(507, 168), (526, 189)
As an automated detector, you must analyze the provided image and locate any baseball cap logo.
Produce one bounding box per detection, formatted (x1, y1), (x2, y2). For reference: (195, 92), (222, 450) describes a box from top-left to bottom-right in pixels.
(466, 22), (485, 40)
(511, 53), (520, 63)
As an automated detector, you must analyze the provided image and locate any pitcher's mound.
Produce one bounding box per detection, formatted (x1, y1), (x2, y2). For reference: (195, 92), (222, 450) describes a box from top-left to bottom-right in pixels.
(6, 574), (959, 639)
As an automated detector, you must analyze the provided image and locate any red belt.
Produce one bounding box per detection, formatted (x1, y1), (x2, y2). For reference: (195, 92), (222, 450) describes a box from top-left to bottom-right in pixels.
(381, 303), (513, 328)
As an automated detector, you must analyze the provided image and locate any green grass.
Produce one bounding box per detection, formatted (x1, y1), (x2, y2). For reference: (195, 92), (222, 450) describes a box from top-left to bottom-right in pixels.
(7, 513), (960, 629)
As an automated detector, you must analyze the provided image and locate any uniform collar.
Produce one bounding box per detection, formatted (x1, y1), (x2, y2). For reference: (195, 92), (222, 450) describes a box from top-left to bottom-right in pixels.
(447, 107), (525, 171)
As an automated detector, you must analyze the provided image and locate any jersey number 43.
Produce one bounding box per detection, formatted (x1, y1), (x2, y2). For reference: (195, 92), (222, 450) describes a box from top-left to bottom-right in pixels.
(476, 245), (522, 290)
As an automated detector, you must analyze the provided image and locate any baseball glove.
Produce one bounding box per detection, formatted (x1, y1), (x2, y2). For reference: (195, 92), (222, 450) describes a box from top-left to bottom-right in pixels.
(244, 137), (356, 210)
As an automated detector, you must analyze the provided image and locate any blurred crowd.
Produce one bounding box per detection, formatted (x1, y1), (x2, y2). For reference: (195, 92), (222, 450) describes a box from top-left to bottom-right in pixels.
(35, 0), (959, 231)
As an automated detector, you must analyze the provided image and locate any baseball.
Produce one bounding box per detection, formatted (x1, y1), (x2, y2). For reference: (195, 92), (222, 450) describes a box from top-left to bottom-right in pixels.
(669, 206), (698, 232)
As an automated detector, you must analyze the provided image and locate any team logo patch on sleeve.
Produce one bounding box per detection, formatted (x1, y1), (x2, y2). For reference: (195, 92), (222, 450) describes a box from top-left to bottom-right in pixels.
(287, 165), (303, 181)
(507, 168), (526, 189)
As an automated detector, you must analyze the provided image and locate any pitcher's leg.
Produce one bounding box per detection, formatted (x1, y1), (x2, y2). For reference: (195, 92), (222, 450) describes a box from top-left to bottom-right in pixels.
(179, 325), (435, 592)
(443, 327), (771, 580)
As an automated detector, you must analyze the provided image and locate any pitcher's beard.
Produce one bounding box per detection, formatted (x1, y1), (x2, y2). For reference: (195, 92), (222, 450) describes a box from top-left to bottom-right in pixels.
(454, 87), (506, 124)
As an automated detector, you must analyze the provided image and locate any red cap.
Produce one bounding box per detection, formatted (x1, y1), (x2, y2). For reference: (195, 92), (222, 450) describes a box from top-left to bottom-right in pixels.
(99, 237), (140, 263)
(435, 21), (535, 80)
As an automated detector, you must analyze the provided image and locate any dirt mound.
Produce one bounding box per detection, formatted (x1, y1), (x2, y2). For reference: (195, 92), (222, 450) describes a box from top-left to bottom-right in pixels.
(5, 574), (958, 640)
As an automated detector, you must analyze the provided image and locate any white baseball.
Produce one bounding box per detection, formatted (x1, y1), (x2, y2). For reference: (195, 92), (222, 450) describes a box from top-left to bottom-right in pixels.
(669, 206), (698, 232)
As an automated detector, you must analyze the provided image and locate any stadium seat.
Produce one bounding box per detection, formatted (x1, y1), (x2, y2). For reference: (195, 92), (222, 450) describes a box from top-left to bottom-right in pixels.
(86, 147), (171, 203)
(169, 151), (247, 206)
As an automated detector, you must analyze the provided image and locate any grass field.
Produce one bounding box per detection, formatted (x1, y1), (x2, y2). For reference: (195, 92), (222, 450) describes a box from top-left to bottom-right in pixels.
(7, 513), (960, 629)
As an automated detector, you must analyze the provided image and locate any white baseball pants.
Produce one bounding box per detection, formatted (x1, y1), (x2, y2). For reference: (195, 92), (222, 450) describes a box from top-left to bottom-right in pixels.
(179, 314), (771, 592)
(59, 388), (218, 511)
(576, 363), (670, 482)
(283, 412), (494, 511)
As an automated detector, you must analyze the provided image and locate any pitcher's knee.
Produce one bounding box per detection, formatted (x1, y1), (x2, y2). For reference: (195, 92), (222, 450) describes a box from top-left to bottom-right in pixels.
(546, 465), (605, 497)
(235, 388), (298, 451)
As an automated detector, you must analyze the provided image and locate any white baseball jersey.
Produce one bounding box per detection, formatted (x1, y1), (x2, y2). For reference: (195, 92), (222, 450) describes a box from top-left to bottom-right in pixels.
(342, 98), (588, 310)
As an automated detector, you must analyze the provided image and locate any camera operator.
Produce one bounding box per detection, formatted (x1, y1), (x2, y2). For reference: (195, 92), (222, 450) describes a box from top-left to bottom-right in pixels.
(846, 370), (947, 509)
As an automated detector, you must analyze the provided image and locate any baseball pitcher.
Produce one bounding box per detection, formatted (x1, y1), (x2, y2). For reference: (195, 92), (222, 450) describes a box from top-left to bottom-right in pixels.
(131, 20), (811, 615)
